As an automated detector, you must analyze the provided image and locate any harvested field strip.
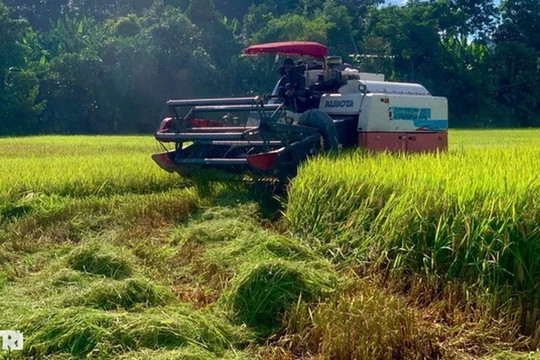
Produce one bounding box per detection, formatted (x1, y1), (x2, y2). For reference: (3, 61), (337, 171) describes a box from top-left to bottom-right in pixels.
(0, 157), (338, 359)
(16, 306), (247, 358)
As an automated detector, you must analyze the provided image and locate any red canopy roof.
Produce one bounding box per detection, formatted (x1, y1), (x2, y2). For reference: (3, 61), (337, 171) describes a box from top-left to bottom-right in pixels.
(243, 41), (328, 59)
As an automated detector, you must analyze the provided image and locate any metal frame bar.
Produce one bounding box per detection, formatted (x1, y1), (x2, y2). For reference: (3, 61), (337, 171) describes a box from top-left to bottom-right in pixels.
(167, 97), (257, 107)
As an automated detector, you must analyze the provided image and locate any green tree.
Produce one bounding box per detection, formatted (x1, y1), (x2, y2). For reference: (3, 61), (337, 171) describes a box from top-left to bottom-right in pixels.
(69, 0), (154, 20)
(242, 2), (278, 44)
(37, 5), (218, 133)
(490, 41), (539, 127)
(447, 0), (498, 40)
(439, 37), (498, 126)
(250, 13), (330, 45)
(330, 0), (384, 18)
(108, 14), (141, 37)
(362, 2), (503, 126)
(364, 3), (445, 84)
(3, 0), (69, 31)
(495, 0), (540, 52)
(37, 16), (107, 133)
(492, 0), (540, 126)
(4, 0), (155, 30)
(214, 0), (257, 22)
(3, 0), (536, 133)
(321, 0), (357, 58)
(0, 1), (44, 134)
(186, 0), (242, 88)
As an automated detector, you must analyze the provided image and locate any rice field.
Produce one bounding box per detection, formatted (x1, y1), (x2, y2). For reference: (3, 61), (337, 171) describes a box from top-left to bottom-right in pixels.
(1, 130), (540, 359)
(287, 129), (540, 341)
(0, 135), (184, 199)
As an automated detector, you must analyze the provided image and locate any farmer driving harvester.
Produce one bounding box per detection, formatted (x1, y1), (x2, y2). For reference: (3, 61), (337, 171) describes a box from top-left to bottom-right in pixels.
(276, 58), (306, 112)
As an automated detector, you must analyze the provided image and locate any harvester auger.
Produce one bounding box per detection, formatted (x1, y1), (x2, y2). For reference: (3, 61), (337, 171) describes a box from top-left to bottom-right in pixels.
(152, 41), (449, 181)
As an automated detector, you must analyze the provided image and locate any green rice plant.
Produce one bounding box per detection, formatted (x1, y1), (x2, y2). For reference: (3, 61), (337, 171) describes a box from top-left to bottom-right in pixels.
(451, 129), (540, 149)
(164, 208), (338, 311)
(49, 268), (88, 289)
(115, 345), (219, 360)
(64, 277), (175, 310)
(222, 233), (323, 264)
(1, 195), (113, 249)
(483, 351), (540, 359)
(0, 135), (186, 200)
(197, 204), (257, 222)
(0, 188), (199, 255)
(182, 210), (339, 336)
(158, 202), (267, 299)
(20, 308), (117, 357)
(170, 204), (260, 246)
(283, 280), (439, 360)
(67, 241), (135, 279)
(114, 346), (253, 360)
(17, 305), (250, 358)
(0, 270), (6, 292)
(173, 217), (255, 245)
(222, 258), (336, 336)
(123, 308), (252, 354)
(0, 251), (252, 357)
(247, 235), (320, 262)
(199, 228), (335, 293)
(286, 130), (540, 308)
(114, 187), (200, 226)
(4, 131), (539, 358)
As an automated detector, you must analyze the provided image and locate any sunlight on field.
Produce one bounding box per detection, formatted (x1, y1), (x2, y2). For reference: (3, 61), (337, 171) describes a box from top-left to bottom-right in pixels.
(0, 135), (182, 198)
(450, 128), (540, 148)
(288, 128), (540, 291)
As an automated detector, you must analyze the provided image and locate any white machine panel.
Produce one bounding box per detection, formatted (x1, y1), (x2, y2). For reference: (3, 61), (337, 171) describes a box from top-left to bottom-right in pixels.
(319, 93), (362, 115)
(358, 94), (448, 132)
(339, 79), (430, 96)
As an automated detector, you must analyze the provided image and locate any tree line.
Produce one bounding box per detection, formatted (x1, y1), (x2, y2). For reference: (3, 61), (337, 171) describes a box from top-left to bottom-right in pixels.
(0, 0), (538, 134)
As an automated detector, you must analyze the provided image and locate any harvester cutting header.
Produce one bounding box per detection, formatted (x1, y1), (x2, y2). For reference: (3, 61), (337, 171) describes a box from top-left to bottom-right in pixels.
(152, 41), (448, 180)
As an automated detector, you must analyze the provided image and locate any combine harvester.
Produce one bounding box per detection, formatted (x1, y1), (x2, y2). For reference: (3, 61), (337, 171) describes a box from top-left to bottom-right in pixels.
(152, 41), (448, 180)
